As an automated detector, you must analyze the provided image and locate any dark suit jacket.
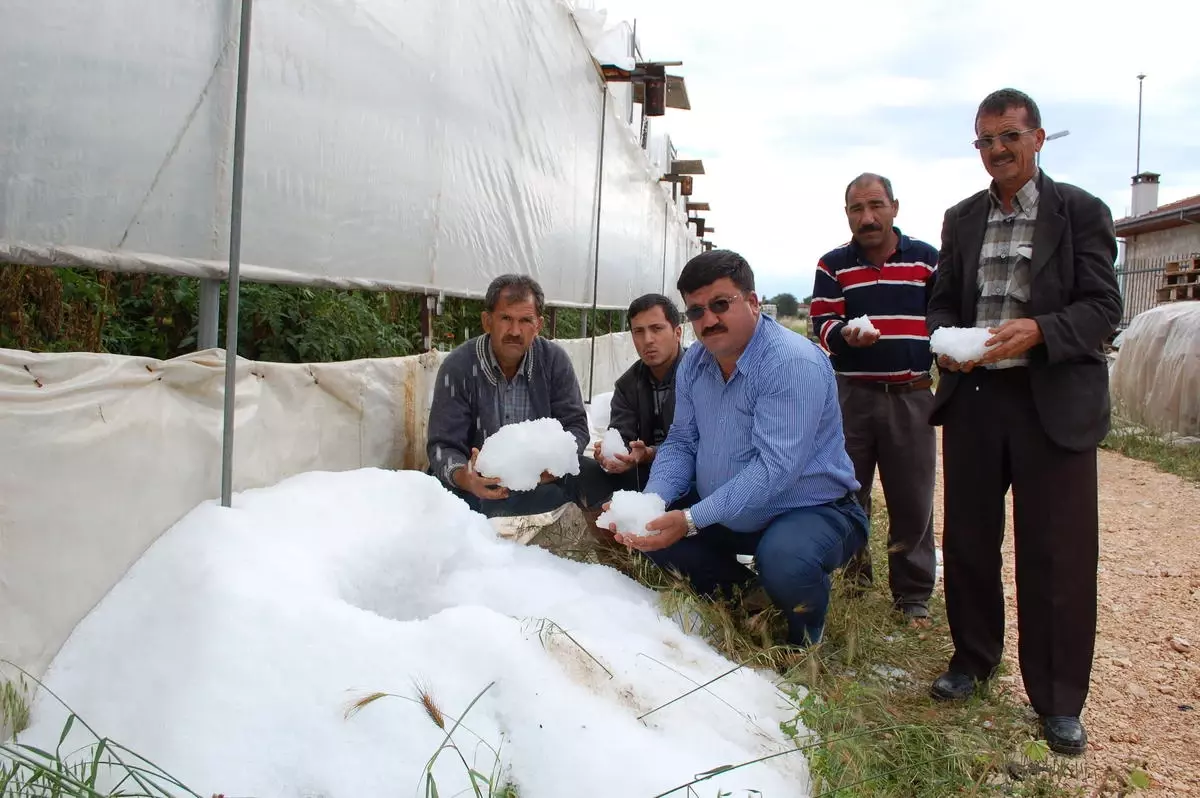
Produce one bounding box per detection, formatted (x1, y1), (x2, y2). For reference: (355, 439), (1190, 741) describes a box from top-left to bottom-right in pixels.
(926, 172), (1123, 452)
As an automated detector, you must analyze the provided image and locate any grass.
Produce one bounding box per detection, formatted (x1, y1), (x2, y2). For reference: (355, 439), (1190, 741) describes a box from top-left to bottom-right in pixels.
(1, 678), (30, 741)
(596, 498), (1152, 797)
(782, 316), (810, 339)
(1, 663), (206, 798)
(347, 680), (519, 797)
(1101, 421), (1200, 485)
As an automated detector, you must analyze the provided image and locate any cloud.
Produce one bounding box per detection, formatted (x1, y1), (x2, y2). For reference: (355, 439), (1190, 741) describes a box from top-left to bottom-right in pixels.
(586, 0), (1200, 298)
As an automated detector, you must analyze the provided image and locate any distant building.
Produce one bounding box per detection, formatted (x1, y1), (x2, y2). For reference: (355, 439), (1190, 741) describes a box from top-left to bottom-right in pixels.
(761, 303), (778, 318)
(1112, 173), (1200, 326)
(1115, 172), (1200, 262)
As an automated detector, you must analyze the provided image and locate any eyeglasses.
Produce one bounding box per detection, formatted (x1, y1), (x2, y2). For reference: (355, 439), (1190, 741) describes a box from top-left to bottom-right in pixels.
(684, 293), (743, 321)
(973, 128), (1036, 150)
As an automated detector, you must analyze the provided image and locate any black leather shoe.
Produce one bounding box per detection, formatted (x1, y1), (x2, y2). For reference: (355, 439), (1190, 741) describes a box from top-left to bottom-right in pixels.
(930, 670), (977, 701)
(1041, 715), (1087, 756)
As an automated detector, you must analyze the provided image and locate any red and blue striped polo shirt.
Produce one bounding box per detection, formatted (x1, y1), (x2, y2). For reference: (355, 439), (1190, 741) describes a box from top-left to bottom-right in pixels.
(809, 228), (939, 383)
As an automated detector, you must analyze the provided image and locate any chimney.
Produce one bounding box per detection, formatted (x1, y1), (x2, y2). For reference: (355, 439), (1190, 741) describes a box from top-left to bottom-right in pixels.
(1131, 171), (1161, 216)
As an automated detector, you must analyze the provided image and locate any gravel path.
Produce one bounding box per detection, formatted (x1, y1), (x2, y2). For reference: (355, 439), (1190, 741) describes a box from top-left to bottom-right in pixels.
(935, 448), (1200, 794)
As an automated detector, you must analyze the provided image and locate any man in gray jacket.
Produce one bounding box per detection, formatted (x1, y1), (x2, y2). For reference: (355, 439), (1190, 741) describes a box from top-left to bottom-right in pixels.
(426, 274), (610, 518)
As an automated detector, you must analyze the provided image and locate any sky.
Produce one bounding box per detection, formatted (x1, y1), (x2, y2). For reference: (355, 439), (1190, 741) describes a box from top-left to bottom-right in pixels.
(585, 0), (1200, 301)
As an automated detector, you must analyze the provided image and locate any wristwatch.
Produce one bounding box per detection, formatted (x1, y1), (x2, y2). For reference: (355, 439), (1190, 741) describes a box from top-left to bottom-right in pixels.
(683, 509), (698, 537)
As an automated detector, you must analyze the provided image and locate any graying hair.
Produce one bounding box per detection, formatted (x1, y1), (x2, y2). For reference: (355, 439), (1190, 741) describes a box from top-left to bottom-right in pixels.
(484, 274), (545, 315)
(844, 173), (895, 205)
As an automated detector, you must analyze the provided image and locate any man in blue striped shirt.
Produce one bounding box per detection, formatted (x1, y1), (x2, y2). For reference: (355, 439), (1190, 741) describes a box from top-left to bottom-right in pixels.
(614, 249), (868, 646)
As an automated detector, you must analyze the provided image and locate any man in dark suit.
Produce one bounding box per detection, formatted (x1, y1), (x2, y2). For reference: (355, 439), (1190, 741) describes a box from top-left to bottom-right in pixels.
(925, 88), (1122, 756)
(592, 293), (686, 490)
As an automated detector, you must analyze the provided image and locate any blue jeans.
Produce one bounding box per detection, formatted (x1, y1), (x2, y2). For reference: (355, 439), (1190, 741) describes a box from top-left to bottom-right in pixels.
(647, 493), (868, 646)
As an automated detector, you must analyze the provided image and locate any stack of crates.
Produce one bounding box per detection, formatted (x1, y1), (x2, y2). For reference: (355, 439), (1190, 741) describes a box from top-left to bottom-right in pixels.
(1157, 256), (1200, 303)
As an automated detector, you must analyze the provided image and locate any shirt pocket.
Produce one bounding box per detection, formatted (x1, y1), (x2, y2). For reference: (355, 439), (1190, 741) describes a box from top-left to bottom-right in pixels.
(1006, 256), (1032, 303)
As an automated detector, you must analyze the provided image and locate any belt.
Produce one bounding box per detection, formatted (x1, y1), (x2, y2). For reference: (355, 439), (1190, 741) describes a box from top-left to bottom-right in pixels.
(845, 376), (933, 394)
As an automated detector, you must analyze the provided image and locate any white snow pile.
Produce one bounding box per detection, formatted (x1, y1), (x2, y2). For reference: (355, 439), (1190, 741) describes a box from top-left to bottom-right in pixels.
(845, 315), (879, 335)
(599, 426), (629, 460)
(21, 469), (811, 797)
(597, 490), (667, 538)
(475, 417), (580, 491)
(587, 391), (614, 439)
(930, 326), (995, 363)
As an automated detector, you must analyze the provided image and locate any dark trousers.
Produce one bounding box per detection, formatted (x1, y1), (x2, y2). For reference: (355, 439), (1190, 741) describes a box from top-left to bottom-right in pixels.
(837, 376), (937, 610)
(941, 368), (1099, 717)
(451, 455), (613, 518)
(644, 492), (868, 646)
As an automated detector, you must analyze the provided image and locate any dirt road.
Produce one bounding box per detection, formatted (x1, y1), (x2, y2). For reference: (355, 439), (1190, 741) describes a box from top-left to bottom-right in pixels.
(936, 449), (1200, 794)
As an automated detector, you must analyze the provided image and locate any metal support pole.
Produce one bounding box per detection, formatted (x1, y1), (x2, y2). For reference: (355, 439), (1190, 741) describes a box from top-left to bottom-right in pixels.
(220, 0), (255, 508)
(1136, 73), (1146, 174)
(586, 87), (609, 399)
(197, 279), (221, 349)
(660, 200), (670, 294)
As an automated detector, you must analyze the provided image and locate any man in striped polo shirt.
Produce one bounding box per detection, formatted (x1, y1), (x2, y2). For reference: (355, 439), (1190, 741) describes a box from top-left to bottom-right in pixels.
(607, 249), (867, 648)
(809, 173), (939, 624)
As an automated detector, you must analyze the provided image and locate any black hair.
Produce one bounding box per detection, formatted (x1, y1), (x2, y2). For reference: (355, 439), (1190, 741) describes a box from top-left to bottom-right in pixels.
(627, 293), (681, 328)
(845, 172), (895, 205)
(976, 88), (1042, 130)
(676, 249), (755, 297)
(484, 274), (545, 316)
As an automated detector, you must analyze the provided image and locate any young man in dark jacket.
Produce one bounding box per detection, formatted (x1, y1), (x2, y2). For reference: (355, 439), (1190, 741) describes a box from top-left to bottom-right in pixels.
(426, 274), (609, 518)
(593, 293), (686, 492)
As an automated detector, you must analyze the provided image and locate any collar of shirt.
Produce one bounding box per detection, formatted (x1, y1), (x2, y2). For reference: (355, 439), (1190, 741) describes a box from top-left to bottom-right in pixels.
(988, 171), (1041, 217)
(847, 226), (914, 268)
(641, 345), (684, 388)
(482, 335), (533, 384)
(696, 314), (774, 382)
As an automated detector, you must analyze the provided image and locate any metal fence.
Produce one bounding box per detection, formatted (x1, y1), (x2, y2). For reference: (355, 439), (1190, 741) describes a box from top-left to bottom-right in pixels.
(1116, 252), (1200, 327)
(1115, 256), (1170, 328)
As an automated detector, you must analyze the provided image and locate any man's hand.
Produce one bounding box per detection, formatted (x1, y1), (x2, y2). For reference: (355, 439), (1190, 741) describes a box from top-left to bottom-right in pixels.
(598, 439), (654, 474)
(981, 319), (1043, 364)
(842, 325), (881, 348)
(936, 354), (977, 374)
(614, 509), (687, 552)
(538, 470), (557, 485)
(453, 447), (510, 501)
(630, 440), (655, 464)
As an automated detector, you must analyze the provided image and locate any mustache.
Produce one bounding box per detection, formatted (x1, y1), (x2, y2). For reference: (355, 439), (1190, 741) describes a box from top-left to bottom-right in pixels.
(701, 323), (727, 337)
(501, 336), (524, 345)
(857, 223), (882, 235)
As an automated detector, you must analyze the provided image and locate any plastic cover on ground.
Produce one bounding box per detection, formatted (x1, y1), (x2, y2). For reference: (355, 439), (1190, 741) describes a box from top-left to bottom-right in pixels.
(0, 333), (638, 682)
(1110, 302), (1200, 436)
(0, 0), (695, 308)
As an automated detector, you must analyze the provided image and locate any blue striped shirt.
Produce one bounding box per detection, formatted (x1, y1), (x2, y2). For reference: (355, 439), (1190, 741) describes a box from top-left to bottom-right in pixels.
(644, 314), (860, 533)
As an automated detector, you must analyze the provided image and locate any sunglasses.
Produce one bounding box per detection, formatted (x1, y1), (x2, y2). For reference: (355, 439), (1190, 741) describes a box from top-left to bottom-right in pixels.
(972, 128), (1036, 150)
(684, 293), (743, 321)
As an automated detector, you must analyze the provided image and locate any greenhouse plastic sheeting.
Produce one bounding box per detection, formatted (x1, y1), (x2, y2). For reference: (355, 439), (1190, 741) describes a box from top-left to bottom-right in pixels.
(0, 0), (694, 308)
(0, 333), (638, 681)
(1110, 302), (1200, 436)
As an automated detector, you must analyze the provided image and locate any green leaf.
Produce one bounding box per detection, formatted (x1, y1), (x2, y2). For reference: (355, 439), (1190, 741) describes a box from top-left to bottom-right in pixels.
(1022, 738), (1050, 763)
(1128, 768), (1151, 789)
(14, 743), (56, 761)
(86, 738), (108, 788)
(57, 714), (76, 751)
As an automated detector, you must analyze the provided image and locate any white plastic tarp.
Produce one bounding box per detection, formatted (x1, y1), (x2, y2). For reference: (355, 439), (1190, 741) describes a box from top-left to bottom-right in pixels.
(0, 333), (638, 682)
(1110, 302), (1200, 436)
(0, 0), (696, 308)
